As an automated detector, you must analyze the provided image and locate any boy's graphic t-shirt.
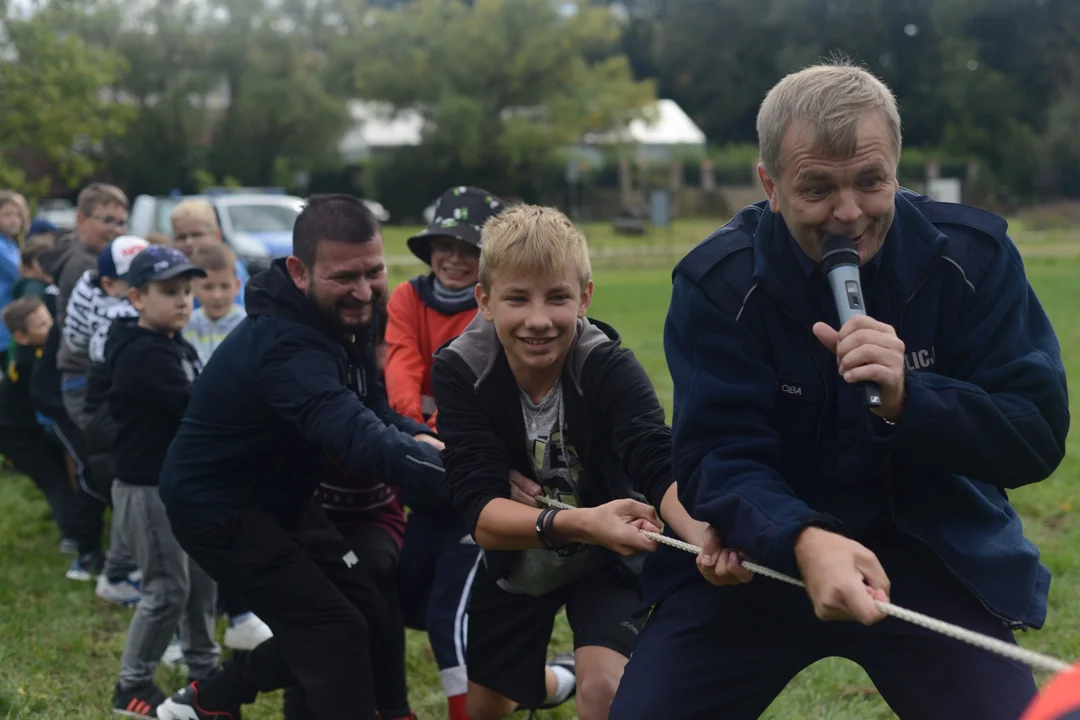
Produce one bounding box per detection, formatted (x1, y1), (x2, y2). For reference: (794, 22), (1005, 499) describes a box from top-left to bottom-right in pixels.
(499, 380), (609, 596)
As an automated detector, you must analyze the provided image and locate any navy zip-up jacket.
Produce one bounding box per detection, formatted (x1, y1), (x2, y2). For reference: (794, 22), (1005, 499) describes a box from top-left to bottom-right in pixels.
(159, 258), (446, 524)
(646, 189), (1068, 630)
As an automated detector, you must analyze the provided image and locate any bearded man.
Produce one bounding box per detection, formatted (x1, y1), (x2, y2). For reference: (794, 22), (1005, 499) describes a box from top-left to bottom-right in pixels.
(157, 195), (446, 720)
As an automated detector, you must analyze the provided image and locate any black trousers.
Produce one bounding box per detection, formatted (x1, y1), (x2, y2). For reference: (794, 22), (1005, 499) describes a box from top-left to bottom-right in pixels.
(282, 522), (410, 719)
(168, 499), (386, 720)
(0, 426), (74, 538)
(52, 417), (105, 554)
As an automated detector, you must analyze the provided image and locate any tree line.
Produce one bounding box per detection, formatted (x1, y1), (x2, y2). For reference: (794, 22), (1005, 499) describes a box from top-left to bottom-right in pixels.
(1, 0), (1077, 215)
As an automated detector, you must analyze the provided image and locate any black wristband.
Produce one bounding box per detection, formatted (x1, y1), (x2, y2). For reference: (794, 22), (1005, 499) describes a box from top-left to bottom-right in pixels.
(543, 508), (562, 547)
(536, 509), (556, 548)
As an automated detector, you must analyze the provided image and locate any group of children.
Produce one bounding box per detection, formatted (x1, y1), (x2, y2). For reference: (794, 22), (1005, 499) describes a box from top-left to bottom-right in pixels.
(0, 184), (273, 715)
(5, 181), (699, 720)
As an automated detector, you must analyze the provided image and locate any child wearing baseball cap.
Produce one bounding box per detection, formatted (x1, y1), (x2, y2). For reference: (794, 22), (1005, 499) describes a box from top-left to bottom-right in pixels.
(104, 245), (221, 714)
(62, 234), (149, 599)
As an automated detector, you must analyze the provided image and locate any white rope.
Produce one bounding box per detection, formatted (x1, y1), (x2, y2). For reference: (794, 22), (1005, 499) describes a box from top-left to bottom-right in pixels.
(534, 496), (1072, 674)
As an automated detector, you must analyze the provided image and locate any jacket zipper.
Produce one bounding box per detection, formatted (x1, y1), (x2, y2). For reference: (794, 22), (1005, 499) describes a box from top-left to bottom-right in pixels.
(887, 256), (1025, 631)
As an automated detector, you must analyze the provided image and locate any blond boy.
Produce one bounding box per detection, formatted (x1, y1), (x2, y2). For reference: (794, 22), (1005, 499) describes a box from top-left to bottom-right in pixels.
(183, 244), (247, 366)
(431, 205), (714, 720)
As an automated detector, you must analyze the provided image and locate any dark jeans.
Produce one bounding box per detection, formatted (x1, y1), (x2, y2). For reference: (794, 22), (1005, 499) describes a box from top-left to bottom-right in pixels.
(283, 522), (410, 719)
(610, 529), (1038, 720)
(168, 500), (386, 720)
(0, 426), (74, 537)
(217, 585), (252, 619)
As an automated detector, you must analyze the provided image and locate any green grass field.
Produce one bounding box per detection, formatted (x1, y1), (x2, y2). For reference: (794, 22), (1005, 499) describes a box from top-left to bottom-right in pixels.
(2, 218), (1080, 718)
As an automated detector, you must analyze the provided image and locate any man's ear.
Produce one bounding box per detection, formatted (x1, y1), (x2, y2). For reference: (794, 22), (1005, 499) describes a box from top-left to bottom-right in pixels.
(758, 163), (780, 213)
(286, 256), (309, 294)
(475, 283), (493, 322)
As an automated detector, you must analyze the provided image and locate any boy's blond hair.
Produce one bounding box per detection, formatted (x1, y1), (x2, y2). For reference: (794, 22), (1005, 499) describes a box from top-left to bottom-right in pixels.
(191, 243), (236, 274)
(479, 205), (591, 292)
(170, 199), (219, 229)
(77, 183), (128, 216)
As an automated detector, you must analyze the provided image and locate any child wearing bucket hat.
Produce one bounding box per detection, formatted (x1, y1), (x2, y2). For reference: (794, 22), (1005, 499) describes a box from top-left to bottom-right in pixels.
(387, 186), (503, 427)
(385, 187), (575, 720)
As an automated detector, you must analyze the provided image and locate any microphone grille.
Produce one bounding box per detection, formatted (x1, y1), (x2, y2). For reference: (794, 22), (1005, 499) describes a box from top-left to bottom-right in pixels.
(819, 235), (858, 274)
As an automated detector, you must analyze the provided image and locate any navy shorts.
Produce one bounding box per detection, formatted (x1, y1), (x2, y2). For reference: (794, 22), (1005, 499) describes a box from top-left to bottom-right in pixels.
(610, 531), (1038, 720)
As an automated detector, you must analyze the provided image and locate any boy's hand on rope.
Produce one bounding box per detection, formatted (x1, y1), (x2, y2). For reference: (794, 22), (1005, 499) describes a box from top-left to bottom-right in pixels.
(795, 527), (891, 626)
(508, 470), (543, 505)
(696, 527), (754, 586)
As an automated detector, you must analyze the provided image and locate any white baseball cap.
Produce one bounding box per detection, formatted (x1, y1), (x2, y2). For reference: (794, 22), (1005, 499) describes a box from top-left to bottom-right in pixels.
(97, 235), (150, 279)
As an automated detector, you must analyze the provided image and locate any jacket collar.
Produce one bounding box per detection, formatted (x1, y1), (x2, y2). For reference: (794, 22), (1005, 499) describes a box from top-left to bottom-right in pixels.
(438, 313), (617, 396)
(752, 189), (950, 325)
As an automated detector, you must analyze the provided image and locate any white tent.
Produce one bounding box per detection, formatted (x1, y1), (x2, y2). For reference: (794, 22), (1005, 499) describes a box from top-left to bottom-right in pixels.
(338, 98), (707, 163)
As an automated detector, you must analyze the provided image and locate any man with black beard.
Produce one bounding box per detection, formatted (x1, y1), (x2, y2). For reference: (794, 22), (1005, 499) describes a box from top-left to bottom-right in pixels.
(156, 195), (447, 720)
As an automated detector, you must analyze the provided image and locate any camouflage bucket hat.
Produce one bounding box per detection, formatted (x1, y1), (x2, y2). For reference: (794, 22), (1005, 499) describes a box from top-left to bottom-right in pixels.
(407, 186), (505, 266)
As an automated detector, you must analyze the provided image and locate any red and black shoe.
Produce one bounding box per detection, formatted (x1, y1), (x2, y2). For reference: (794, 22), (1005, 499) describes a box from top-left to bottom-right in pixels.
(156, 681), (242, 720)
(113, 682), (167, 717)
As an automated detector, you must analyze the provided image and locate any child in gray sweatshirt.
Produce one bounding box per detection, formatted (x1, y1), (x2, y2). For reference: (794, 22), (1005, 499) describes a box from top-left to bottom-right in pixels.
(182, 244), (247, 366)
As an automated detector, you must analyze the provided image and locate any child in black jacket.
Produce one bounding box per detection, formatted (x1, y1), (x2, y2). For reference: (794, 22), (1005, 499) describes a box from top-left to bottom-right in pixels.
(0, 296), (75, 544)
(105, 246), (220, 715)
(431, 205), (710, 720)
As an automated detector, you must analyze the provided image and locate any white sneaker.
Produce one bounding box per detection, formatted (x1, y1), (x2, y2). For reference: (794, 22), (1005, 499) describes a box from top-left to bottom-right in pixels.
(95, 574), (141, 607)
(223, 612), (273, 651)
(161, 637), (186, 669)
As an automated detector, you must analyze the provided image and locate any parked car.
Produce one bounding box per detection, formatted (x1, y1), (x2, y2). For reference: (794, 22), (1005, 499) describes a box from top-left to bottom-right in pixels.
(130, 192), (305, 274)
(130, 191), (391, 274)
(37, 198), (78, 232)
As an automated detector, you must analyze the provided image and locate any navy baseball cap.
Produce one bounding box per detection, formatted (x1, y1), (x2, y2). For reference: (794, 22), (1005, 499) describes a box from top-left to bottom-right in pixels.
(126, 245), (206, 287)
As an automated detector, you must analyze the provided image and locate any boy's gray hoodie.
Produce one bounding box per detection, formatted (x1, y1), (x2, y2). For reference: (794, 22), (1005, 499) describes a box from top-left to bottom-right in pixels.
(182, 305), (247, 366)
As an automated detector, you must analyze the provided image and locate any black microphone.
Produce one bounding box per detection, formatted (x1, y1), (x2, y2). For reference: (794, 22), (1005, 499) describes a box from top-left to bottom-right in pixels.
(819, 236), (882, 409)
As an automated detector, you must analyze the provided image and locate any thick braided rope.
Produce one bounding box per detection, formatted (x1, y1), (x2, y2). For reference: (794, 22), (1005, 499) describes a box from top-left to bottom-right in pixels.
(534, 496), (1072, 674)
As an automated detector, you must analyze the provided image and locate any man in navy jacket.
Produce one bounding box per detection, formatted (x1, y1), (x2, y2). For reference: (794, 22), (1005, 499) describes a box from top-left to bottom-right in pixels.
(610, 61), (1069, 720)
(157, 195), (445, 720)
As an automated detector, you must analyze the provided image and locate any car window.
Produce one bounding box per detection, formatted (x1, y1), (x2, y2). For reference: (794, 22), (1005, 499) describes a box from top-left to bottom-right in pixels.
(227, 204), (301, 233)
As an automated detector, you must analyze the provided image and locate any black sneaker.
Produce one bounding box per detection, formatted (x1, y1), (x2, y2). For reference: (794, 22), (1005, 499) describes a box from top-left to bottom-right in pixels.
(157, 682), (242, 720)
(113, 682), (167, 717)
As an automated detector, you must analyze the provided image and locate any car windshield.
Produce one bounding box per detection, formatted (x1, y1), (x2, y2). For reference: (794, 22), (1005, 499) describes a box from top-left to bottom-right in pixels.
(227, 203), (301, 233)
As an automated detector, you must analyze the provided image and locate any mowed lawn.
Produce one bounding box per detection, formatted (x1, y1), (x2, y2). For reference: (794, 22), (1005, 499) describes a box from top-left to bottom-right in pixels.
(2, 220), (1080, 719)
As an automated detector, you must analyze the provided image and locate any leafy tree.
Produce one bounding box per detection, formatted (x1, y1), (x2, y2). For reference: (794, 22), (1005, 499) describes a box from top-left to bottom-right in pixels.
(352, 0), (656, 187)
(0, 10), (132, 195)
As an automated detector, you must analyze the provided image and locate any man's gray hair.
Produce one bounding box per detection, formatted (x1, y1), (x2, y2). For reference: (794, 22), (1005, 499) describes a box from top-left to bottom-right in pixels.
(757, 59), (902, 178)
